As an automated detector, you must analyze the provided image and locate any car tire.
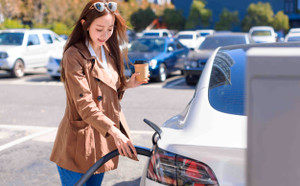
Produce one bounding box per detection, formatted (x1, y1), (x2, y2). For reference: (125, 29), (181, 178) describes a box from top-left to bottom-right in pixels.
(185, 75), (198, 85)
(11, 59), (25, 78)
(156, 63), (167, 82)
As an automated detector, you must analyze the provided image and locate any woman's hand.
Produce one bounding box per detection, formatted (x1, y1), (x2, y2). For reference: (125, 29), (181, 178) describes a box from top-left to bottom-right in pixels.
(125, 72), (149, 89)
(108, 126), (137, 158)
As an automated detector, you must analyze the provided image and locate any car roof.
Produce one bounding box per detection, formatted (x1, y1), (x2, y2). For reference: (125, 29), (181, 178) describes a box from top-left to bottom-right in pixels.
(177, 31), (197, 34)
(249, 26), (274, 31)
(219, 41), (300, 51)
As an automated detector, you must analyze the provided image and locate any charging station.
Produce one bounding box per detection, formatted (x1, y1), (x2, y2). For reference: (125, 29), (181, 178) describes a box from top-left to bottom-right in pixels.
(246, 47), (300, 185)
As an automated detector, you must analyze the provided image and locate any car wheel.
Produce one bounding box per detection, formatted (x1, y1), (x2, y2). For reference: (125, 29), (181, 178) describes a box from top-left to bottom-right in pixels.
(185, 75), (198, 85)
(156, 63), (167, 82)
(11, 59), (25, 78)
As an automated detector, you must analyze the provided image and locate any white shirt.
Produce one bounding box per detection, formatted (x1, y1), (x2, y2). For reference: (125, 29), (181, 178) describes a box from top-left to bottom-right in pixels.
(87, 42), (112, 78)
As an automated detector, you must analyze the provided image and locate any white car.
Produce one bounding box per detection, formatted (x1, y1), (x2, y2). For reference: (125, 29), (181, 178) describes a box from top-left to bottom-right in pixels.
(142, 29), (172, 38)
(0, 29), (65, 77)
(47, 53), (63, 80)
(140, 42), (300, 186)
(284, 33), (300, 42)
(249, 26), (277, 43)
(175, 31), (203, 49)
(287, 27), (300, 35)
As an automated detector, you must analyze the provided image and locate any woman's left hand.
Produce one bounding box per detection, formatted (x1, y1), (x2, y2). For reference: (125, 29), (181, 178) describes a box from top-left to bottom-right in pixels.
(125, 72), (149, 89)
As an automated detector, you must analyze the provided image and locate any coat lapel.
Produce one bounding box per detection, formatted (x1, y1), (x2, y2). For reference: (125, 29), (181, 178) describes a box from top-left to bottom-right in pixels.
(74, 42), (119, 92)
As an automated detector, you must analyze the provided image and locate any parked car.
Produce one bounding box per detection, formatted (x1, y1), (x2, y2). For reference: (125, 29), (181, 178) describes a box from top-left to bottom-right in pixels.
(287, 27), (300, 35)
(284, 33), (300, 42)
(46, 52), (63, 80)
(140, 42), (300, 186)
(249, 26), (277, 43)
(0, 29), (65, 78)
(126, 37), (189, 82)
(183, 33), (255, 85)
(142, 29), (172, 38)
(175, 30), (203, 50)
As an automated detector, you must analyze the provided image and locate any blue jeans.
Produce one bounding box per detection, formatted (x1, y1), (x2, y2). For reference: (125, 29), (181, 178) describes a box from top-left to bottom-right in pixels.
(57, 165), (104, 186)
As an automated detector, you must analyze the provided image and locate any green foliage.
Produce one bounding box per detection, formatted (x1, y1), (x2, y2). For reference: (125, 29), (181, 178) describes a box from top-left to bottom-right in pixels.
(273, 11), (290, 32)
(130, 7), (156, 32)
(185, 0), (212, 30)
(242, 2), (274, 31)
(162, 8), (185, 30)
(50, 22), (73, 36)
(215, 8), (239, 31)
(2, 19), (24, 29)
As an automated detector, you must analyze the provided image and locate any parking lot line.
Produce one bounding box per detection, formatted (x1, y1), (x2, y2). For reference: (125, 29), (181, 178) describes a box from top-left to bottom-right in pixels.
(0, 125), (56, 152)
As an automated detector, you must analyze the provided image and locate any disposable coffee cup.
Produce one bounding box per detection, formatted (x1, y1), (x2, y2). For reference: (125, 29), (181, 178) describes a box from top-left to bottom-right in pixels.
(134, 60), (149, 82)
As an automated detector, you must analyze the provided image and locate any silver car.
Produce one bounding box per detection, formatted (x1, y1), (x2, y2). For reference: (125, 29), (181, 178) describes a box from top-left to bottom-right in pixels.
(0, 29), (65, 77)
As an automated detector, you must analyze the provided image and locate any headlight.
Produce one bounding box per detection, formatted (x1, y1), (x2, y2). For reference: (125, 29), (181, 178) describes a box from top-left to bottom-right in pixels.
(147, 147), (219, 185)
(0, 52), (8, 59)
(149, 59), (157, 69)
(49, 57), (61, 65)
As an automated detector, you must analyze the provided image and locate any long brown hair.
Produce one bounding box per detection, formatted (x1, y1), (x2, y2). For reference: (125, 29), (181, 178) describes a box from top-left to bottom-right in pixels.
(61, 0), (128, 98)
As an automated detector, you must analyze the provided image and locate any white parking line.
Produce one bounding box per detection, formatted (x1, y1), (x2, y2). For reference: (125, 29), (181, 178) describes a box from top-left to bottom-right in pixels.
(164, 78), (185, 88)
(0, 124), (153, 152)
(0, 126), (56, 152)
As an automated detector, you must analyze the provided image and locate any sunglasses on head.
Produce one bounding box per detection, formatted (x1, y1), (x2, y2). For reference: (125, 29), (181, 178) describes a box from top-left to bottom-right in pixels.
(90, 2), (117, 12)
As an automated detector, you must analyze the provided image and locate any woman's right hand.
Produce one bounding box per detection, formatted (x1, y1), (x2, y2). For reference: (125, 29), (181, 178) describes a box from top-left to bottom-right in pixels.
(108, 125), (137, 158)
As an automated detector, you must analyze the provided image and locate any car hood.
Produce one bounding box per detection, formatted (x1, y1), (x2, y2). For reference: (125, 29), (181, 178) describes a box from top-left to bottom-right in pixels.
(188, 49), (214, 60)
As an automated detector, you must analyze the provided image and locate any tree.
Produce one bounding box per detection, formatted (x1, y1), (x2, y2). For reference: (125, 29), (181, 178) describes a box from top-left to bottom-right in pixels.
(215, 8), (239, 31)
(184, 0), (212, 30)
(242, 2), (274, 32)
(162, 8), (185, 30)
(273, 11), (290, 32)
(130, 7), (156, 32)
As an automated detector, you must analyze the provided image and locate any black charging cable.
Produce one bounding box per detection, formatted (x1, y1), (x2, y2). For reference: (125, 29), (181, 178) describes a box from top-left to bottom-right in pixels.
(75, 145), (152, 186)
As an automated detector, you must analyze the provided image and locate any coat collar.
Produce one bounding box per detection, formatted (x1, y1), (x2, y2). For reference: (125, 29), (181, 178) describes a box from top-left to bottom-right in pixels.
(73, 42), (118, 92)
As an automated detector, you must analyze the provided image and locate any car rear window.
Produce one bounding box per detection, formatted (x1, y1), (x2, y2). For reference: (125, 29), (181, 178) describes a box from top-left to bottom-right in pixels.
(0, 32), (24, 45)
(208, 48), (247, 115)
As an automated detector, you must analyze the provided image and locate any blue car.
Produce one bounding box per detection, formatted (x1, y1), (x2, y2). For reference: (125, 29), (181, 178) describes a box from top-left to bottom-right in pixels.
(126, 37), (189, 82)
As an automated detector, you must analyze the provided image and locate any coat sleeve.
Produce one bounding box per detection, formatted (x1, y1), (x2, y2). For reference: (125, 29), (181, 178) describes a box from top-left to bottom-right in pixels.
(63, 50), (115, 137)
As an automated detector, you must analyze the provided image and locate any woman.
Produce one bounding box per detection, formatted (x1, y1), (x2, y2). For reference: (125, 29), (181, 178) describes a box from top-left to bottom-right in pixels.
(50, 0), (148, 185)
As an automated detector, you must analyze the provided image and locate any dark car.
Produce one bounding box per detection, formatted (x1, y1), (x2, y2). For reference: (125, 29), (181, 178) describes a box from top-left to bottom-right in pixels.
(126, 37), (189, 82)
(183, 33), (255, 85)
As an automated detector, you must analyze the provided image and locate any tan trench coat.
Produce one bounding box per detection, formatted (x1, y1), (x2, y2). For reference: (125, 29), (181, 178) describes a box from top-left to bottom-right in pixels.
(50, 42), (133, 174)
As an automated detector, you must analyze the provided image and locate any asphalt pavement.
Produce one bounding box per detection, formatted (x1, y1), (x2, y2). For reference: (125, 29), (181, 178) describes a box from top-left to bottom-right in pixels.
(0, 69), (195, 185)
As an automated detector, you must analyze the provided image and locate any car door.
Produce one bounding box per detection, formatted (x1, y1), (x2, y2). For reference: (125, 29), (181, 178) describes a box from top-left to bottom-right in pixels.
(171, 41), (188, 71)
(23, 33), (45, 68)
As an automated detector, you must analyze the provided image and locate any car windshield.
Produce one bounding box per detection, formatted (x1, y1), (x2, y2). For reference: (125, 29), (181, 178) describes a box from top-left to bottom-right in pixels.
(178, 34), (193, 39)
(0, 32), (24, 45)
(129, 38), (165, 52)
(199, 36), (246, 50)
(251, 30), (271, 36)
(208, 48), (247, 115)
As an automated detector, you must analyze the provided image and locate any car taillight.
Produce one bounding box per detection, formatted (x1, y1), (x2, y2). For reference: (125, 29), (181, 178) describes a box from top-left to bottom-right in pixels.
(147, 148), (218, 186)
